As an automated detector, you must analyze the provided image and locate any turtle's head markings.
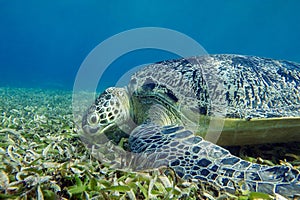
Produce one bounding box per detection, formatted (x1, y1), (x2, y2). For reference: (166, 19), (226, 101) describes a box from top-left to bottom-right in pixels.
(82, 87), (130, 134)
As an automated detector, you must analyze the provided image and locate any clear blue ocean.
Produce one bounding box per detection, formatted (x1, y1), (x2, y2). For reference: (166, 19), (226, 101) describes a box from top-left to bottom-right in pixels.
(2, 1), (300, 199)
(1, 0), (300, 91)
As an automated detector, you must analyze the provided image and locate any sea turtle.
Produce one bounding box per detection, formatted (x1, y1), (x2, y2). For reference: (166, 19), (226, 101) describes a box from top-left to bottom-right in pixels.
(82, 54), (300, 197)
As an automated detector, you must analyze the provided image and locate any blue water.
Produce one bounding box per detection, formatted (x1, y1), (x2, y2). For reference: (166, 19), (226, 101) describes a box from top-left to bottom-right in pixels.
(1, 0), (300, 91)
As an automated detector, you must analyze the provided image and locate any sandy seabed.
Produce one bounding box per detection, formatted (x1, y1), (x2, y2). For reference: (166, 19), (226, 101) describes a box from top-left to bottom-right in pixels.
(0, 87), (299, 200)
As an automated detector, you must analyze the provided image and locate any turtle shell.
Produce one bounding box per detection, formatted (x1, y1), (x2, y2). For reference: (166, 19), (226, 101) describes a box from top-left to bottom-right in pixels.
(127, 54), (300, 145)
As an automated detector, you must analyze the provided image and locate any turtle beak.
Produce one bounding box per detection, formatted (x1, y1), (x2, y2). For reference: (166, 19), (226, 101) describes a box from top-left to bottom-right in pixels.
(82, 124), (101, 134)
(82, 123), (116, 135)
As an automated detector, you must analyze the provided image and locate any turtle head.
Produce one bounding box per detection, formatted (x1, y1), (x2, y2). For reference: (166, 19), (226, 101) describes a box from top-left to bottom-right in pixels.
(82, 87), (131, 135)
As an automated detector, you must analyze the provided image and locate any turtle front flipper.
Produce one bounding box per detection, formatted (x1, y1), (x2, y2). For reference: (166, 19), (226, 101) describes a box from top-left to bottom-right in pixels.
(128, 123), (300, 198)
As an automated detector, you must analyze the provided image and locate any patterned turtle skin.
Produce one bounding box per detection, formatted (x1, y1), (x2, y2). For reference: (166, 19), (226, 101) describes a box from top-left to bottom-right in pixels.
(82, 54), (300, 197)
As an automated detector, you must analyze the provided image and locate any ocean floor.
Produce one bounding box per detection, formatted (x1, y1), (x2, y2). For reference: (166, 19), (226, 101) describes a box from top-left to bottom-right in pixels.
(0, 87), (299, 200)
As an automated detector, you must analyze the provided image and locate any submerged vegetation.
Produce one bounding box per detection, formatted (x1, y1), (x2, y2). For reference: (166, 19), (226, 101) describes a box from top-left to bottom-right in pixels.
(0, 87), (299, 199)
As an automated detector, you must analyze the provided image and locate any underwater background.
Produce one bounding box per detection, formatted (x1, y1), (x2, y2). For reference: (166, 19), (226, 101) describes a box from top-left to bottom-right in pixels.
(1, 0), (300, 91)
(1, 1), (300, 199)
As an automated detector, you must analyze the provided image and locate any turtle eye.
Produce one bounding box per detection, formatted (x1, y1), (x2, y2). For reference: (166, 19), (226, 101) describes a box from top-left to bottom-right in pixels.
(88, 113), (99, 125)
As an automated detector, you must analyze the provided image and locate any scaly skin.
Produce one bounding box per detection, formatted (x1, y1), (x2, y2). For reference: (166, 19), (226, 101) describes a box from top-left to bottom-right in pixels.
(82, 54), (300, 198)
(129, 123), (300, 197)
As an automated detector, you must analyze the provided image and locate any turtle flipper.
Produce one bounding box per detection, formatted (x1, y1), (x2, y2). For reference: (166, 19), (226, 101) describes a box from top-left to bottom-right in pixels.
(129, 123), (300, 197)
(256, 166), (300, 196)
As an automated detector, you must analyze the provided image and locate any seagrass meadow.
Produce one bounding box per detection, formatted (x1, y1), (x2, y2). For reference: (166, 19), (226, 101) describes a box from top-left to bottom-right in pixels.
(1, 87), (300, 200)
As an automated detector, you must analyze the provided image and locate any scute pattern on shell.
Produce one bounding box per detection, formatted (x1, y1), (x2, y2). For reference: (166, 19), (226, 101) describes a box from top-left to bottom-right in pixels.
(125, 55), (300, 197)
(128, 54), (300, 119)
(83, 54), (300, 198)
